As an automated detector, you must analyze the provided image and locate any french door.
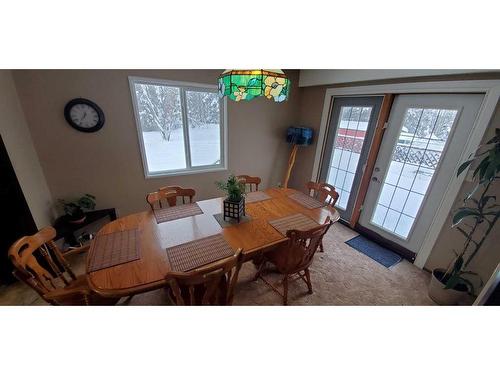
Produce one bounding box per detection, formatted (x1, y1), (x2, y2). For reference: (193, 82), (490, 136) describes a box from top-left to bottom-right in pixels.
(358, 94), (484, 255)
(318, 96), (383, 220)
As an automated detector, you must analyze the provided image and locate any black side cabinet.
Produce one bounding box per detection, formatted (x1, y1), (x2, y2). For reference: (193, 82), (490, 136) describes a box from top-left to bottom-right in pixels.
(53, 208), (117, 248)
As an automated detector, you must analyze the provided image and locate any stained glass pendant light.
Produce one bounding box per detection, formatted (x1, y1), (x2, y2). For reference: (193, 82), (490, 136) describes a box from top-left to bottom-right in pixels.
(218, 69), (290, 102)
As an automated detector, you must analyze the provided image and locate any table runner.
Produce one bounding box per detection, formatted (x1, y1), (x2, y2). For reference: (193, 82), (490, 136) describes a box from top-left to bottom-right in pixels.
(88, 229), (141, 272)
(166, 234), (235, 272)
(288, 192), (326, 209)
(245, 191), (272, 204)
(268, 213), (320, 236)
(154, 203), (203, 224)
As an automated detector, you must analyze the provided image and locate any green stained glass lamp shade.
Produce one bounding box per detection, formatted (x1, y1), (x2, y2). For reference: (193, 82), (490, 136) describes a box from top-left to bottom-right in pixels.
(218, 69), (290, 102)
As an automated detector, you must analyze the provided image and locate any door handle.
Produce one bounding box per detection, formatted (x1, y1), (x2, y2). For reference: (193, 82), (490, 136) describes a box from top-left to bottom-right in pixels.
(374, 167), (381, 172)
(371, 177), (380, 183)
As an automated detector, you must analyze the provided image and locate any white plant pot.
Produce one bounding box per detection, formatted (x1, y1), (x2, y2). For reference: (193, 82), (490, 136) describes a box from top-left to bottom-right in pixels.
(428, 268), (468, 305)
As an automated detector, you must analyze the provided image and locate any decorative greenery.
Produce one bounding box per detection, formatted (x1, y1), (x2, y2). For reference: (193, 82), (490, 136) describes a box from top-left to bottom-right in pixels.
(441, 128), (500, 295)
(58, 194), (96, 219)
(216, 175), (246, 202)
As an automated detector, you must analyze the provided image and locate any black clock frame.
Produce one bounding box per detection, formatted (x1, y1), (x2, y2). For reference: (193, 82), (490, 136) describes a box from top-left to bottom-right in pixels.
(64, 98), (105, 133)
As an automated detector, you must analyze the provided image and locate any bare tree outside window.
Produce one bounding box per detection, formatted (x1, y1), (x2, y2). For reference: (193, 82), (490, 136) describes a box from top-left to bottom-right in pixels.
(130, 78), (225, 176)
(135, 83), (182, 141)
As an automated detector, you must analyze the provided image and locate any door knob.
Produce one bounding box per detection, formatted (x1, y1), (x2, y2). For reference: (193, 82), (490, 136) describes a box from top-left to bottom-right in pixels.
(374, 167), (380, 172)
(371, 177), (379, 182)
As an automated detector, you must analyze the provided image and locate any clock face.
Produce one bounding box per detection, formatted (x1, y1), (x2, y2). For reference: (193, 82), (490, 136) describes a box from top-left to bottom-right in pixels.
(69, 103), (99, 129)
(64, 98), (105, 133)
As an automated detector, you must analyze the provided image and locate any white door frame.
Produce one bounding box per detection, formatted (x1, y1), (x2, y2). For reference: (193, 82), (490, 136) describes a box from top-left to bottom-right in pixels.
(311, 80), (500, 268)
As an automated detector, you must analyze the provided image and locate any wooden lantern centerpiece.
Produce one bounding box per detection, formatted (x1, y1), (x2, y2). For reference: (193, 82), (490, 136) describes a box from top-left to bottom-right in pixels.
(216, 175), (247, 223)
(223, 196), (245, 222)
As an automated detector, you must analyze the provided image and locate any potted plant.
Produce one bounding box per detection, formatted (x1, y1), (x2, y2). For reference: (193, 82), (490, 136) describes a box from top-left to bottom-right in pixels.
(216, 175), (246, 222)
(429, 129), (500, 305)
(58, 194), (96, 224)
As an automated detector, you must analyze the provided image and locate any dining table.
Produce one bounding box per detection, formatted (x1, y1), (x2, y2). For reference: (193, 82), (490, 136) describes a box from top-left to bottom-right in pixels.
(86, 187), (340, 298)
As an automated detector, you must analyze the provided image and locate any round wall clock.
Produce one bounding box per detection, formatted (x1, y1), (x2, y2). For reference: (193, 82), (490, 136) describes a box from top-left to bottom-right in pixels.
(64, 98), (105, 133)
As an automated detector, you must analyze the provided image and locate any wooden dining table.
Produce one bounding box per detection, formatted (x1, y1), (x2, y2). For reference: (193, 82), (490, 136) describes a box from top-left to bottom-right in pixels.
(86, 187), (340, 298)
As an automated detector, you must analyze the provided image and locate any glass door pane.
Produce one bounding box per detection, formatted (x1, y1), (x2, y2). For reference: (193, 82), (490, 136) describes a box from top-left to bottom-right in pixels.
(327, 106), (372, 209)
(319, 96), (383, 220)
(370, 108), (458, 238)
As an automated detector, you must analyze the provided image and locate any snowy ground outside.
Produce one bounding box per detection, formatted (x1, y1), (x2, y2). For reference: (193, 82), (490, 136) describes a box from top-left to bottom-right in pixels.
(370, 160), (432, 238)
(327, 146), (435, 239)
(142, 127), (220, 172)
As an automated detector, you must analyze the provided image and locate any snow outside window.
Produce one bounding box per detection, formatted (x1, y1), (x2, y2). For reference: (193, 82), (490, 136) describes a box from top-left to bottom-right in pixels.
(129, 77), (226, 177)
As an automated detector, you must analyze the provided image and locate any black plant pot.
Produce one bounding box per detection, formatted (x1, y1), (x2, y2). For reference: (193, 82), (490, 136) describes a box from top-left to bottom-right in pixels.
(223, 197), (245, 222)
(66, 208), (86, 225)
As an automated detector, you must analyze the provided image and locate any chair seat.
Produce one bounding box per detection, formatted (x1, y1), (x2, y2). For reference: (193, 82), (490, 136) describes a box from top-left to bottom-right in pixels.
(63, 274), (89, 292)
(254, 218), (333, 305)
(44, 275), (117, 305)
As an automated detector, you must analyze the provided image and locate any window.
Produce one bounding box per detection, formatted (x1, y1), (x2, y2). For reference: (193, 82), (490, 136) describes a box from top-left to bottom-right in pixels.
(129, 77), (226, 177)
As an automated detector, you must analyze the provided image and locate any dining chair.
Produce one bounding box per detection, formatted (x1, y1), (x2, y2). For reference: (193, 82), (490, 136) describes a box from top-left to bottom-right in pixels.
(306, 181), (339, 207)
(167, 248), (243, 305)
(237, 175), (262, 192)
(8, 227), (119, 305)
(306, 181), (338, 252)
(254, 218), (333, 305)
(146, 185), (196, 210)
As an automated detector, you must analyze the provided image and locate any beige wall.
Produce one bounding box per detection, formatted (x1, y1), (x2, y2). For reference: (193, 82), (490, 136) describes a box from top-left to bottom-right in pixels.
(293, 73), (500, 286)
(12, 70), (300, 217)
(0, 70), (53, 228)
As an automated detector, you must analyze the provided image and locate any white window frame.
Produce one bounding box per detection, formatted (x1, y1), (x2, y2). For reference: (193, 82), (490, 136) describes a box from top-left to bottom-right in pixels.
(129, 76), (228, 178)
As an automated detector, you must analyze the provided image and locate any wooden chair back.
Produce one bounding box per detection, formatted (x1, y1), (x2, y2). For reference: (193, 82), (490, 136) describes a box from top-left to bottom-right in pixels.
(306, 181), (339, 207)
(168, 249), (243, 305)
(237, 175), (261, 192)
(146, 186), (196, 210)
(8, 227), (78, 300)
(273, 218), (333, 275)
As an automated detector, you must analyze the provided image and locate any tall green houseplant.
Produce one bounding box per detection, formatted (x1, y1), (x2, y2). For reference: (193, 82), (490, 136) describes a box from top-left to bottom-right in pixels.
(441, 128), (500, 295)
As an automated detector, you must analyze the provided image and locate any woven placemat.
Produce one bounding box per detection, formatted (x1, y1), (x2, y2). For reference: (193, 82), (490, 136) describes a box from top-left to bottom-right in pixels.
(88, 229), (141, 272)
(288, 192), (326, 209)
(154, 203), (203, 224)
(268, 213), (320, 236)
(245, 191), (272, 204)
(166, 234), (235, 272)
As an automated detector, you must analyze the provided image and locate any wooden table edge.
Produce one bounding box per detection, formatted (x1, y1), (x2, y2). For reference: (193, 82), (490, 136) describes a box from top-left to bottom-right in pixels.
(86, 275), (170, 299)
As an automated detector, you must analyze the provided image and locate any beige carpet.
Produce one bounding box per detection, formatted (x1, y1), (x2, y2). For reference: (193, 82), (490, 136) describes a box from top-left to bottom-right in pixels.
(0, 223), (435, 306)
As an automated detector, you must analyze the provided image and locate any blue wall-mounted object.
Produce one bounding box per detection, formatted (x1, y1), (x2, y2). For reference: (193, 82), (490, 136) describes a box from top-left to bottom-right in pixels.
(286, 126), (313, 146)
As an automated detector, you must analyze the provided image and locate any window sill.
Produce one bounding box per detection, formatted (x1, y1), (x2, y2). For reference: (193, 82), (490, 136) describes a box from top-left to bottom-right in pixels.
(145, 166), (227, 179)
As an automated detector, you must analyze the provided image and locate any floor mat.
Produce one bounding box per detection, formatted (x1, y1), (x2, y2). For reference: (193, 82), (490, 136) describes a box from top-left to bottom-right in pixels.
(345, 235), (402, 268)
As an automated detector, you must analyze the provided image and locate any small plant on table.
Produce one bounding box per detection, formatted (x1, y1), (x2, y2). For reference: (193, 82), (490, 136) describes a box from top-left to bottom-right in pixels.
(216, 175), (246, 222)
